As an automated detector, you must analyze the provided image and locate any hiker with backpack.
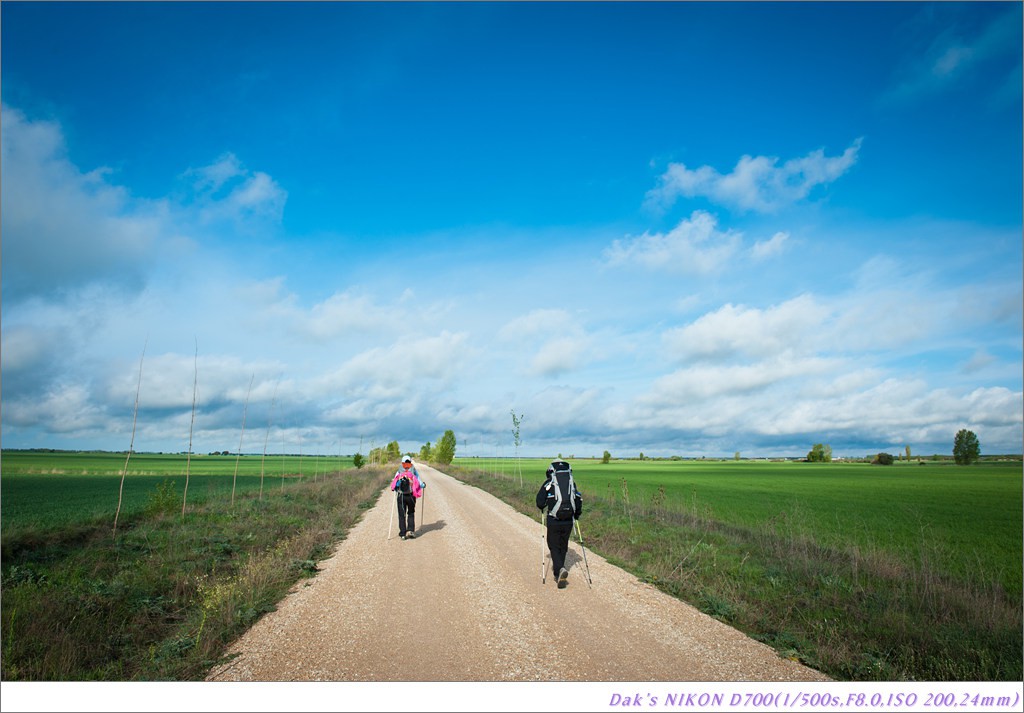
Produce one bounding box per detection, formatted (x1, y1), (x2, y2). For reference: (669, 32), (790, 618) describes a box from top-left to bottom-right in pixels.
(390, 456), (425, 540)
(536, 459), (582, 588)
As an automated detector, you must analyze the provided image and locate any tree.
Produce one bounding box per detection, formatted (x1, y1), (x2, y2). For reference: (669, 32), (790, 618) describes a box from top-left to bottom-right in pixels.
(386, 440), (401, 462)
(419, 442), (432, 461)
(807, 444), (832, 462)
(510, 410), (524, 486)
(953, 429), (980, 465)
(435, 429), (457, 465)
(602, 450), (611, 464)
(352, 453), (365, 469)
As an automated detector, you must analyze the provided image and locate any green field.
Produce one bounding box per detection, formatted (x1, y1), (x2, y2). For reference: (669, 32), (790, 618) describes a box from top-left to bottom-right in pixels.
(2, 450), (1020, 681)
(458, 456), (1023, 597)
(1, 451), (388, 681)
(453, 455), (1022, 679)
(0, 450), (352, 476)
(1, 451), (355, 533)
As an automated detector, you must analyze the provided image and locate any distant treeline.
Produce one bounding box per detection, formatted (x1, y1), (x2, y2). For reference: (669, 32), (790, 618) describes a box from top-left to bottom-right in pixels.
(4, 448), (357, 458)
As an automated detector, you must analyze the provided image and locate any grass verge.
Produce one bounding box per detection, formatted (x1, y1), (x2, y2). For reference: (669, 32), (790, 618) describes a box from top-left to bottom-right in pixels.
(449, 464), (1022, 682)
(1, 466), (388, 681)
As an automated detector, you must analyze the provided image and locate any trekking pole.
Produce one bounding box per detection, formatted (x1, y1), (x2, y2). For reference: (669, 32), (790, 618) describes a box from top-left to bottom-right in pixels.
(539, 511), (547, 583)
(386, 488), (395, 541)
(574, 518), (593, 587)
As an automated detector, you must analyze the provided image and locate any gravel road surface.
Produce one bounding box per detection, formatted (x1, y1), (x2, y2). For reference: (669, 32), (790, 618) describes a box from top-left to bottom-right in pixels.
(207, 463), (830, 683)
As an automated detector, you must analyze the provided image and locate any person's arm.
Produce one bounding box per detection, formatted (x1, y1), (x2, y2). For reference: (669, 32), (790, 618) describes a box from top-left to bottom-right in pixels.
(536, 479), (551, 510)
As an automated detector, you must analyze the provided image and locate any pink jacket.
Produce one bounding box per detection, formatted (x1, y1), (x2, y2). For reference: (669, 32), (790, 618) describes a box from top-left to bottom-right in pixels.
(391, 468), (424, 498)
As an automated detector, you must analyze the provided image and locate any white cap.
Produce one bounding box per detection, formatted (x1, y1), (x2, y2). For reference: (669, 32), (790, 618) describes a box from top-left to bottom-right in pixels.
(402, 456), (412, 463)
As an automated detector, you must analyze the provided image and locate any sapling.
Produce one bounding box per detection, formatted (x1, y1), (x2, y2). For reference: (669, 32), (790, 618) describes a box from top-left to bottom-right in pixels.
(511, 410), (524, 487)
(114, 340), (146, 535)
(621, 478), (634, 534)
(231, 373), (254, 509)
(259, 381), (279, 501)
(182, 339), (198, 518)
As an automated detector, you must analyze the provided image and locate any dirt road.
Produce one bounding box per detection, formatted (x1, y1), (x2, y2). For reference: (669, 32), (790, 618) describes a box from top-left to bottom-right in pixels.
(207, 463), (830, 683)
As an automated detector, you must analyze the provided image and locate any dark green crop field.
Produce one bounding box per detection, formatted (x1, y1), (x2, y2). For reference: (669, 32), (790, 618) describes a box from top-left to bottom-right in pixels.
(2, 450), (1020, 681)
(461, 456), (1022, 597)
(454, 455), (1022, 680)
(1, 451), (355, 533)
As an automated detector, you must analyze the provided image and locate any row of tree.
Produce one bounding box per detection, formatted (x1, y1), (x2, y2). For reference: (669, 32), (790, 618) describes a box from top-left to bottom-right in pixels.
(419, 429), (457, 465)
(348, 430), (462, 471)
(355, 427), (981, 471)
(805, 429), (981, 465)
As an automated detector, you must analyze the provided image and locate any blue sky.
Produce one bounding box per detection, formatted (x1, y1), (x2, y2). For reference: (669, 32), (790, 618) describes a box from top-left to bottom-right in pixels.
(2, 1), (1021, 459)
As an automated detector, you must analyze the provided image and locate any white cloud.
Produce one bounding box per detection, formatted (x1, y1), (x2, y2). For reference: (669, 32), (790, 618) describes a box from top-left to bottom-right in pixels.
(603, 210), (742, 275)
(0, 324), (59, 373)
(189, 153), (245, 193)
(498, 309), (576, 341)
(644, 140), (862, 214)
(316, 331), (471, 396)
(751, 231), (790, 261)
(961, 349), (996, 374)
(1, 105), (164, 299)
(663, 295), (829, 362)
(529, 335), (593, 377)
(643, 355), (835, 404)
(188, 154), (287, 224)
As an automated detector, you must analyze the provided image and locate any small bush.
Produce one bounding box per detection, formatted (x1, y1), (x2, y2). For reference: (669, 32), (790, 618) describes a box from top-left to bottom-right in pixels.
(145, 479), (179, 514)
(872, 453), (894, 465)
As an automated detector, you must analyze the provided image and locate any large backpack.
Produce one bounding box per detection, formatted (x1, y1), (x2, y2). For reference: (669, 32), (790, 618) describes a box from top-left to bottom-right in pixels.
(397, 475), (412, 495)
(548, 463), (578, 521)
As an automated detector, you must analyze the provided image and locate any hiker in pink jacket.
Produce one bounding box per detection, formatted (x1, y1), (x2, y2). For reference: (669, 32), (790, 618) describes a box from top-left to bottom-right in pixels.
(390, 456), (425, 539)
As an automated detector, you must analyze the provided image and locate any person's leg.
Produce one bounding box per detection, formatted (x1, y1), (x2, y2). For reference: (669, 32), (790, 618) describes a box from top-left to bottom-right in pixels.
(546, 521), (562, 575)
(406, 496), (416, 534)
(552, 519), (573, 586)
(396, 495), (409, 537)
(547, 519), (572, 575)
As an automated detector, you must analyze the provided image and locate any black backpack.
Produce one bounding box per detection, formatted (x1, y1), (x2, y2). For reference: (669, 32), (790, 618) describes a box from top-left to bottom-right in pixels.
(397, 476), (412, 494)
(549, 464), (579, 520)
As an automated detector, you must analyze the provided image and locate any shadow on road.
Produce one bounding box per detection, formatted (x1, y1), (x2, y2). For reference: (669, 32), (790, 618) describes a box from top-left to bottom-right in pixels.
(414, 519), (447, 537)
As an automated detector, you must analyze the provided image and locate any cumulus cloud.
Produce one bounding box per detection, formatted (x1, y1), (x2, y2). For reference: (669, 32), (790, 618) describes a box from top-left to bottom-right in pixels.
(316, 331), (471, 398)
(961, 349), (997, 374)
(1, 105), (164, 300)
(644, 140), (862, 214)
(284, 287), (414, 340)
(187, 153), (287, 224)
(3, 382), (109, 433)
(498, 309), (597, 377)
(751, 231), (790, 261)
(498, 309), (576, 341)
(662, 295), (830, 362)
(644, 355), (837, 404)
(528, 334), (594, 377)
(603, 210), (742, 275)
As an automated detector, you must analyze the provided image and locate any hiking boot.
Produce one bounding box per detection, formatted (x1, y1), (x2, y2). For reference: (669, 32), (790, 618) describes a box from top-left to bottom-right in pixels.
(558, 568), (568, 589)
(400, 533), (407, 540)
(406, 531), (416, 539)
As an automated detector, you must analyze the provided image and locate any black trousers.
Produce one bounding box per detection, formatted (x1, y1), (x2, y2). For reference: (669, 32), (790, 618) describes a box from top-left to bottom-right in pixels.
(546, 517), (575, 576)
(396, 493), (416, 535)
